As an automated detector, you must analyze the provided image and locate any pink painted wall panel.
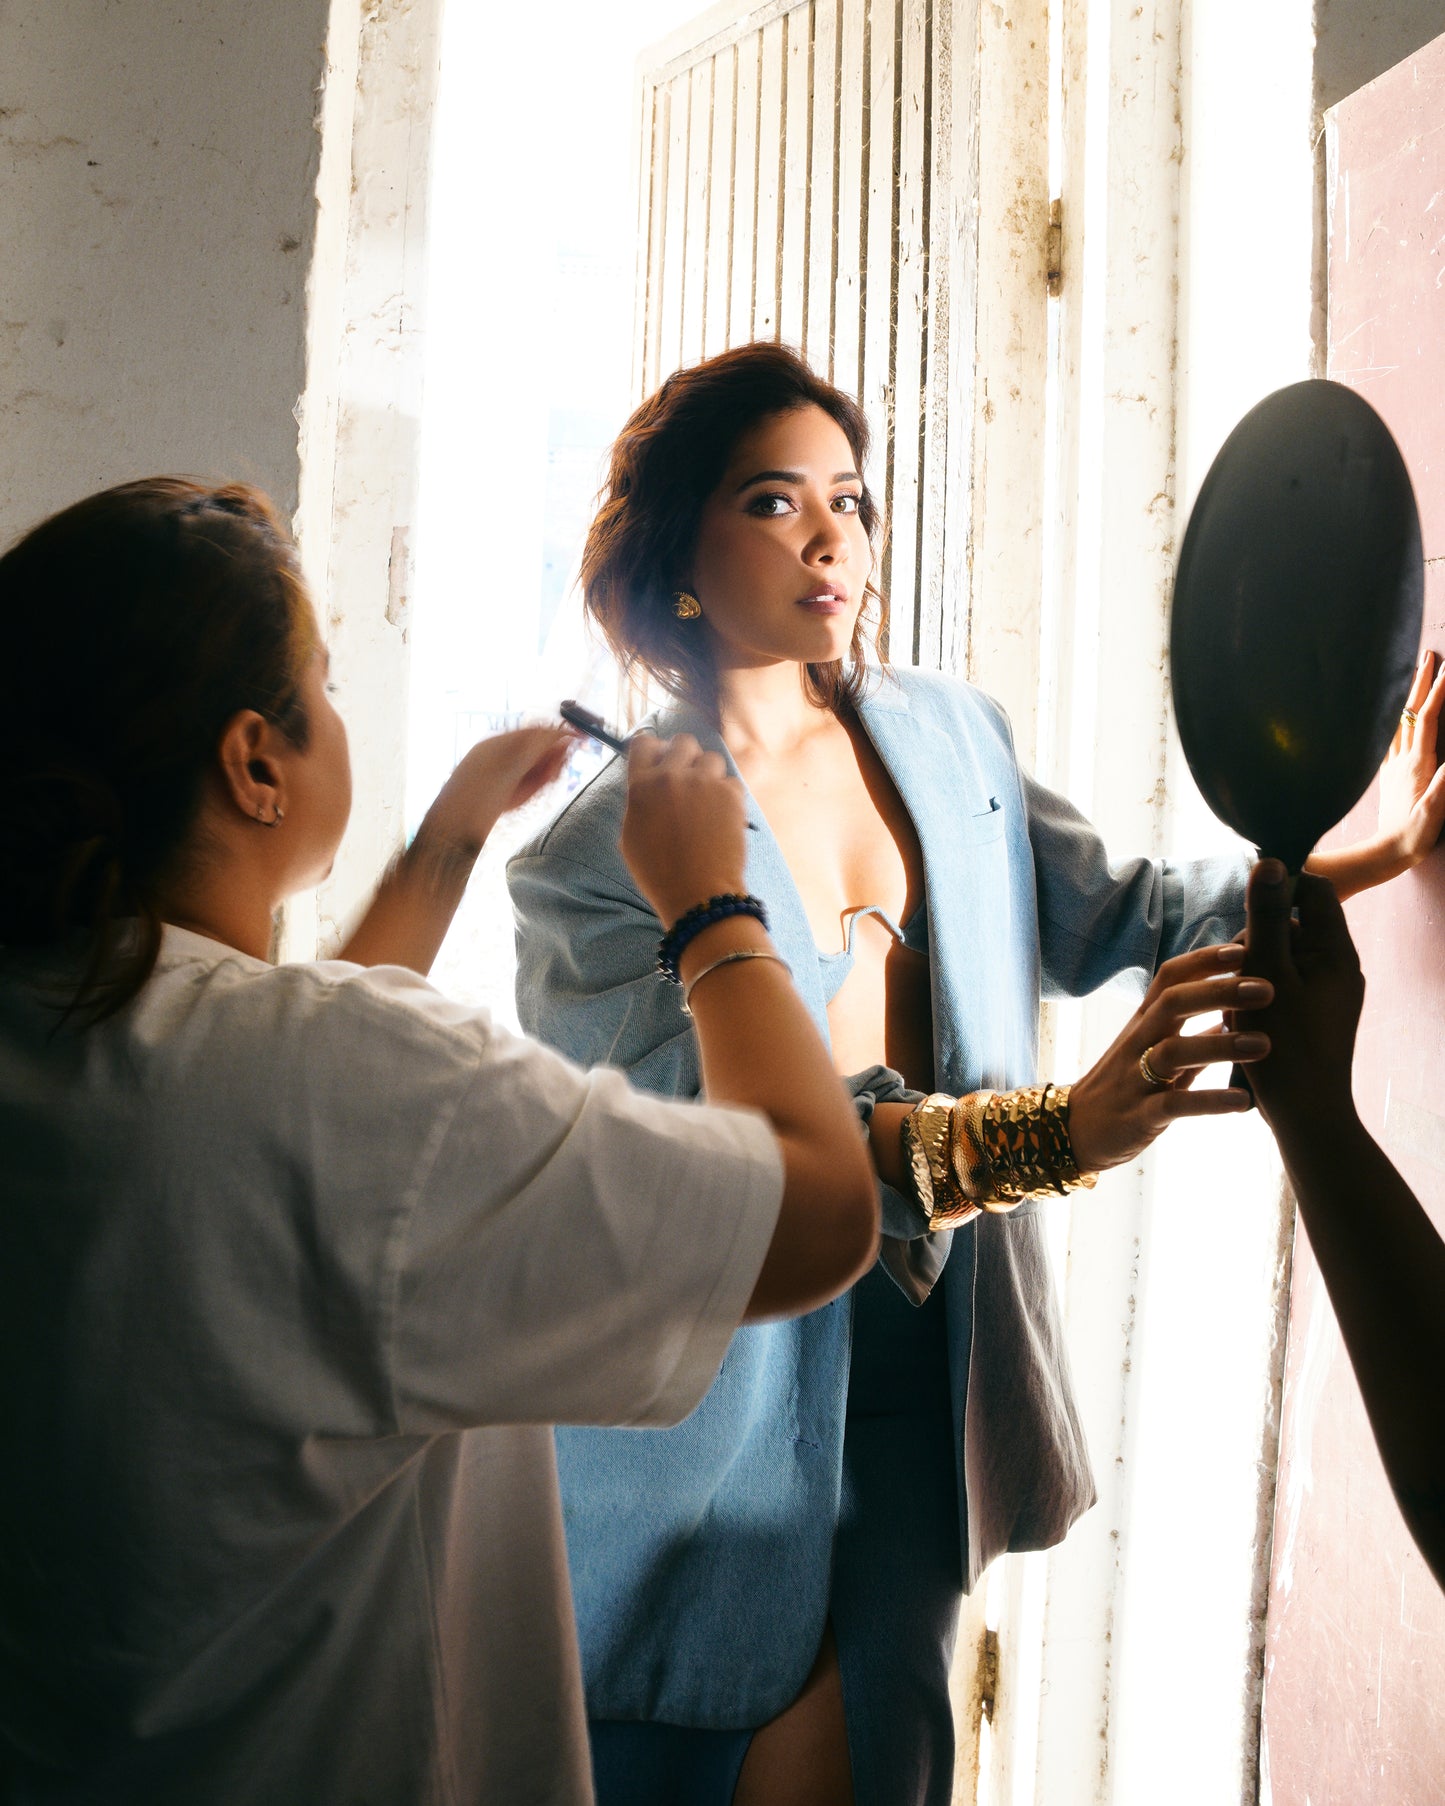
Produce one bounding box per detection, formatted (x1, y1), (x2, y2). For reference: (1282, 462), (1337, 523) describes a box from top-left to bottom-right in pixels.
(1326, 46), (1445, 554)
(1261, 32), (1445, 1804)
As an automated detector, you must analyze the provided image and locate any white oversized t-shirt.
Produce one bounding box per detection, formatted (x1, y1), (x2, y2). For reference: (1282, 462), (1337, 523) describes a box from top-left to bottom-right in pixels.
(0, 928), (784, 1804)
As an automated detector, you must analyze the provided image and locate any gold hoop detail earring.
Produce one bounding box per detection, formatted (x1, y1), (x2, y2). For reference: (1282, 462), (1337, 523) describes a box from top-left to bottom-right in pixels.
(673, 591), (702, 620)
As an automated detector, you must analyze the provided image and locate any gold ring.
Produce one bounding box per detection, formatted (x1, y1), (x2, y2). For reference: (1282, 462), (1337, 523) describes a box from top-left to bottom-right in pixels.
(1403, 707), (1419, 728)
(1139, 1046), (1169, 1090)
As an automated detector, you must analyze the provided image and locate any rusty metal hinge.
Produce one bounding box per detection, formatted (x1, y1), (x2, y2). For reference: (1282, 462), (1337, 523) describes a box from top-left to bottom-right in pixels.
(978, 1625), (1001, 1723)
(1046, 197), (1063, 297)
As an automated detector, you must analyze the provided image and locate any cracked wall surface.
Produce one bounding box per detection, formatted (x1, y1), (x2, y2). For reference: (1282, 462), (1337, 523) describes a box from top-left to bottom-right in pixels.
(0, 1), (332, 546)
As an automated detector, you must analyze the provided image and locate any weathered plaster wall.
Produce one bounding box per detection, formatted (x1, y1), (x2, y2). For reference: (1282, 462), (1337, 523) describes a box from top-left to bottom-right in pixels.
(1315, 0), (1445, 111)
(1020, 5), (1316, 1802)
(302, 0), (444, 955)
(0, 1), (333, 545)
(1, 0), (446, 958)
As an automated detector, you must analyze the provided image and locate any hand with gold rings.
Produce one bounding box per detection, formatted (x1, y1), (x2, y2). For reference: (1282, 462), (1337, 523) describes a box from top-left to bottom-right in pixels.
(1062, 943), (1277, 1174)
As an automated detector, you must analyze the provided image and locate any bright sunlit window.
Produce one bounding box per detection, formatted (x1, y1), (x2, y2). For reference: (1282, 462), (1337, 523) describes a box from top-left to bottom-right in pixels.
(408, 0), (702, 1022)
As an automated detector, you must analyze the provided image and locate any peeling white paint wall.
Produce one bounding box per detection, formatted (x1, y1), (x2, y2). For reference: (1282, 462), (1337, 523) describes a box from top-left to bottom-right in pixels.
(1026, 4), (1195, 1797)
(0, 0), (446, 963)
(996, 3), (1316, 1803)
(0, 1), (332, 544)
(961, 0), (1053, 774)
(1117, 7), (1314, 1801)
(296, 0), (446, 956)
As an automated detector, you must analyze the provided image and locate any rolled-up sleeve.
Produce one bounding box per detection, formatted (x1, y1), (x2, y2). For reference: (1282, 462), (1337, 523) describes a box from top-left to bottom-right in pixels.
(387, 1024), (783, 1436)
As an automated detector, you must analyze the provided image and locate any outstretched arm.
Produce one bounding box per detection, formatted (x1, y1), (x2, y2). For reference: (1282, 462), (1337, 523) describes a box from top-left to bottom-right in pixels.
(341, 724), (575, 973)
(1242, 863), (1445, 1590)
(864, 941), (1271, 1211)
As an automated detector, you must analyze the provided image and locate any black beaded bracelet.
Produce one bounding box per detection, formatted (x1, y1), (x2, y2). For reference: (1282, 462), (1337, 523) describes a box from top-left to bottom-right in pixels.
(656, 893), (769, 985)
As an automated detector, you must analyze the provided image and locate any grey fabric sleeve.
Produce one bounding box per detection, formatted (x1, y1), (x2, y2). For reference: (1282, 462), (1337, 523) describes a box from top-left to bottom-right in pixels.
(509, 848), (702, 1097)
(1022, 770), (1250, 998)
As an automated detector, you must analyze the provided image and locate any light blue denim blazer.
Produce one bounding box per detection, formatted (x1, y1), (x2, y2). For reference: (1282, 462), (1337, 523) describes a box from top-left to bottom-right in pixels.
(507, 667), (1248, 1727)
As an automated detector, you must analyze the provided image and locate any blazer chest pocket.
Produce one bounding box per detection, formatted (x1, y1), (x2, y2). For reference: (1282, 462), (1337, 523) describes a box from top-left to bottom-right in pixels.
(956, 797), (1005, 847)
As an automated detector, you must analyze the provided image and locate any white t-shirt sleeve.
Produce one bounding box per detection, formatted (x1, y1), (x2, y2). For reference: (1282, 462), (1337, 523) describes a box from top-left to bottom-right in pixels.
(385, 1016), (784, 1435)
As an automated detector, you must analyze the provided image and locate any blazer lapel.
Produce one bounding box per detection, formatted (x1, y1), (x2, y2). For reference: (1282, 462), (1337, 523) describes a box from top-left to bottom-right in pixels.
(856, 681), (1014, 1091)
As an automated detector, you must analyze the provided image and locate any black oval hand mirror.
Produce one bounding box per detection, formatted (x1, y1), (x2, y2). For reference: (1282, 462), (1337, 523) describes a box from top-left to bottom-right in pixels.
(1170, 379), (1423, 872)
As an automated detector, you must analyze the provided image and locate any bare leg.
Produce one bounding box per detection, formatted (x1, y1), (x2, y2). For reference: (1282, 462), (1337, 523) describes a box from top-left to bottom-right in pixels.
(732, 1623), (854, 1806)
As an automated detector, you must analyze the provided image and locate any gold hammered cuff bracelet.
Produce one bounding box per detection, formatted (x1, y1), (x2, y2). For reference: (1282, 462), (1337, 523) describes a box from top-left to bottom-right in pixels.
(900, 1084), (1098, 1232)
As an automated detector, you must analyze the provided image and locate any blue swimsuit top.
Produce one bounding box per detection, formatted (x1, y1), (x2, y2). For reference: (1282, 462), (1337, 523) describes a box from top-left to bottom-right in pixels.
(816, 899), (930, 1006)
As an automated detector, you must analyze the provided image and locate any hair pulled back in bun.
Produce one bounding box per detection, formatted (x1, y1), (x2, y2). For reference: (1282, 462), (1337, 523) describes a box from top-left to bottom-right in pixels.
(0, 478), (316, 1019)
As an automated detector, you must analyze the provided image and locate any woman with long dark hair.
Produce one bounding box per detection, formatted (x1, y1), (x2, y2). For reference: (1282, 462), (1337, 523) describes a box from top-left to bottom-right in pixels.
(508, 342), (1445, 1804)
(0, 476), (884, 1804)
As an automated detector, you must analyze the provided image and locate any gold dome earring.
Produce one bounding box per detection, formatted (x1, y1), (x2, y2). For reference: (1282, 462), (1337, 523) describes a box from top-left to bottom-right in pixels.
(673, 591), (702, 620)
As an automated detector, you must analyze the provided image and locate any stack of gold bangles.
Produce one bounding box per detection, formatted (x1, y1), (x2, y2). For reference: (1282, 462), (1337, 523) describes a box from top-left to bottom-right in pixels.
(900, 1084), (1098, 1231)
